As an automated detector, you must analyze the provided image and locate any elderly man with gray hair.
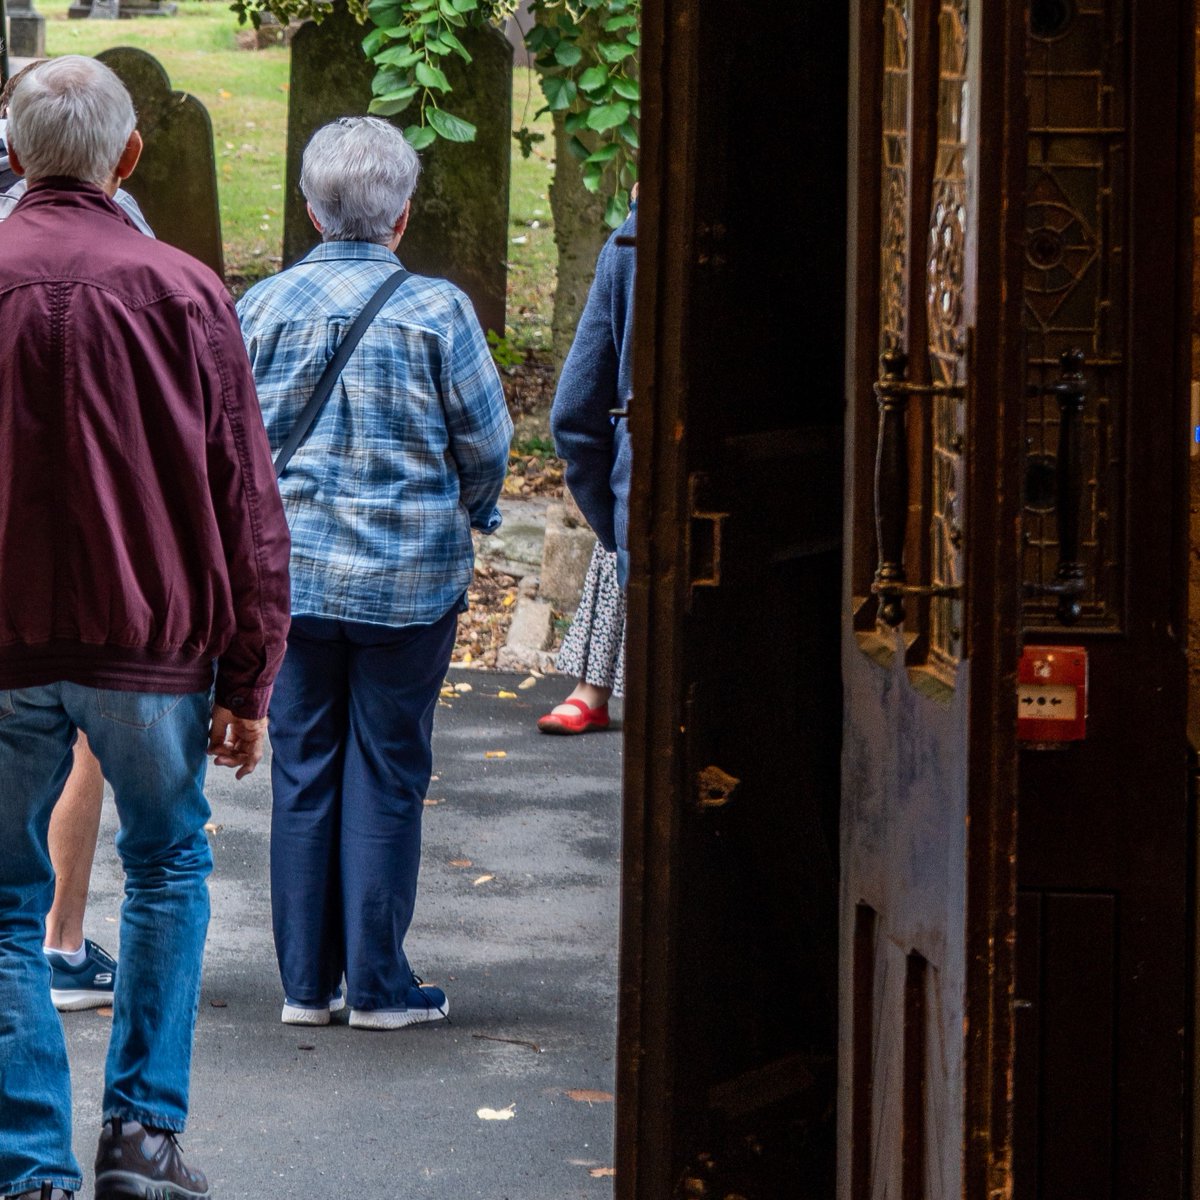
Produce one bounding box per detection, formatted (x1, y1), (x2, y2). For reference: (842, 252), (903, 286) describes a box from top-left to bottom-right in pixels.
(0, 56), (291, 1200)
(237, 117), (511, 1032)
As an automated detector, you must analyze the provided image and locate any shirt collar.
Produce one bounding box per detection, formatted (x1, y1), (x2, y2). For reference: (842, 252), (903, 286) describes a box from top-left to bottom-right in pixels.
(299, 240), (403, 267)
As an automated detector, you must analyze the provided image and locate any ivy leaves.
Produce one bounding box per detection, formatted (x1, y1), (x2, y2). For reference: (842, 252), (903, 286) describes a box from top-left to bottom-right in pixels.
(230, 0), (639, 227)
(359, 0), (511, 147)
(360, 0), (639, 226)
(525, 0), (639, 227)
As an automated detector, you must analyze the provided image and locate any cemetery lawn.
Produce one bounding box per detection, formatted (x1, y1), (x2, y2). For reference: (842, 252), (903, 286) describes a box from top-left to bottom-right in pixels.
(43, 7), (557, 351)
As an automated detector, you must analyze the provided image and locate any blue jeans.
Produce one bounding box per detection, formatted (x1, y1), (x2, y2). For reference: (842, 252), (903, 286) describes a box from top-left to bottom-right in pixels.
(268, 609), (456, 1012)
(0, 683), (212, 1196)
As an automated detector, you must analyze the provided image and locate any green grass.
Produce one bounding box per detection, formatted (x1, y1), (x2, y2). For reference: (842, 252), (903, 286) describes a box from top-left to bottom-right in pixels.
(42, 6), (556, 339)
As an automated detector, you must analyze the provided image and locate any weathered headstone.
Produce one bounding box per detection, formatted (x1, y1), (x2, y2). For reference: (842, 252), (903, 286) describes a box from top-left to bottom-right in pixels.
(70, 0), (177, 19)
(284, 2), (512, 335)
(7, 0), (46, 58)
(96, 48), (223, 277)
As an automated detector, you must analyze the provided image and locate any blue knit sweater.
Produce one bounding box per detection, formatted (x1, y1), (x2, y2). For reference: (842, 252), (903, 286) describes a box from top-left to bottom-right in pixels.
(550, 210), (636, 555)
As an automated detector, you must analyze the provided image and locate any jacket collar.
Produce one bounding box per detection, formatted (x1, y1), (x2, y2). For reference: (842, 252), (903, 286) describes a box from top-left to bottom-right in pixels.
(16, 178), (139, 230)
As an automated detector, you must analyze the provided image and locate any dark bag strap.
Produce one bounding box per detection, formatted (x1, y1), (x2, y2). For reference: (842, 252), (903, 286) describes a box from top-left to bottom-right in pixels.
(273, 268), (410, 478)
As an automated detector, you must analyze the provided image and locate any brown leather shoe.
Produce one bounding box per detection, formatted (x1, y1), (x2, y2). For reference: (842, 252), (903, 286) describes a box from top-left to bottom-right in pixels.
(94, 1118), (210, 1200)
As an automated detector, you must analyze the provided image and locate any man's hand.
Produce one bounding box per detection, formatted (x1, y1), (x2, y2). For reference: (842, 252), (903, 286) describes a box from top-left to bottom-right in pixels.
(208, 704), (268, 780)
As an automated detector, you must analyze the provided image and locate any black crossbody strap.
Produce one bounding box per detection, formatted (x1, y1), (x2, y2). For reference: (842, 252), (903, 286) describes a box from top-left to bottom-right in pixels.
(273, 268), (411, 478)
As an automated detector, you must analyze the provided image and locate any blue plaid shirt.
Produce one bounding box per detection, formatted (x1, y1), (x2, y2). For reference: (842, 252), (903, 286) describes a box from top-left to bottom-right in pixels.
(237, 241), (512, 628)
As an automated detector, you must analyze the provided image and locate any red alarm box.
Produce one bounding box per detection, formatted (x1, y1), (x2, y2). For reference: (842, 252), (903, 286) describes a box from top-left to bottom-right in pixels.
(1018, 646), (1087, 743)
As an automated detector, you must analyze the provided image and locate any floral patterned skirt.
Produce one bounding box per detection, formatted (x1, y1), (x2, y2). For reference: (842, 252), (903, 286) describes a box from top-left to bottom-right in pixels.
(555, 542), (626, 697)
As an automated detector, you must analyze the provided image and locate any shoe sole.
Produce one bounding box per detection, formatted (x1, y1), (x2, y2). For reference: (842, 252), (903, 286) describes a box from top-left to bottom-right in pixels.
(536, 720), (609, 735)
(281, 995), (346, 1025)
(95, 1170), (209, 1200)
(349, 997), (449, 1030)
(52, 988), (113, 1012)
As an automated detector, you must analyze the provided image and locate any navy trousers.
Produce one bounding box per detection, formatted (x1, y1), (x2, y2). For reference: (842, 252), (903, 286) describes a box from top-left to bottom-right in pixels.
(267, 608), (457, 1012)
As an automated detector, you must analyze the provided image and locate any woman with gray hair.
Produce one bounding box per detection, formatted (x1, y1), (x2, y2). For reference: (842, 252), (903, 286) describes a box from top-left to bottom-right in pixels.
(237, 117), (512, 1031)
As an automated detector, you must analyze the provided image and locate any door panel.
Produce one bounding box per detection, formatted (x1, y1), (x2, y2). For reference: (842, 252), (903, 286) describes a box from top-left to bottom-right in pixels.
(841, 0), (1025, 1194)
(615, 1), (848, 1196)
(1012, 0), (1193, 1194)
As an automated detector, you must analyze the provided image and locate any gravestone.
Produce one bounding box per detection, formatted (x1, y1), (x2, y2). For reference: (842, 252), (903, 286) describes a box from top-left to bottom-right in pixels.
(96, 48), (223, 276)
(70, 0), (177, 19)
(284, 2), (511, 335)
(7, 0), (46, 58)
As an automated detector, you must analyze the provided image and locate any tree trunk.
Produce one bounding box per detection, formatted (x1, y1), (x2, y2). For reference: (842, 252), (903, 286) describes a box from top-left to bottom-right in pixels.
(536, 5), (610, 369)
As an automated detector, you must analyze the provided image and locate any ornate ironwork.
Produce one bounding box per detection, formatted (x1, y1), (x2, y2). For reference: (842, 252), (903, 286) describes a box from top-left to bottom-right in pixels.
(924, 0), (969, 673)
(880, 0), (912, 352)
(1023, 0), (1124, 630)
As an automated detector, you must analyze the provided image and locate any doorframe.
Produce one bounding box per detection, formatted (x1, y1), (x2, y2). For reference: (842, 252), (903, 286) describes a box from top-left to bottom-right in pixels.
(613, 0), (697, 1192)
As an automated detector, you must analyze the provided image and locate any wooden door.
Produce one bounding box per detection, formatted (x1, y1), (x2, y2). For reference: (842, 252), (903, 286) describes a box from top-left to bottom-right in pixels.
(614, 0), (849, 1195)
(840, 0), (1026, 1195)
(1012, 3), (1194, 1195)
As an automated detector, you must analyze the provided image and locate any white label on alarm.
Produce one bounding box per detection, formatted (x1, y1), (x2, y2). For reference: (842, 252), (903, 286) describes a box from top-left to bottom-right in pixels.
(1017, 684), (1077, 720)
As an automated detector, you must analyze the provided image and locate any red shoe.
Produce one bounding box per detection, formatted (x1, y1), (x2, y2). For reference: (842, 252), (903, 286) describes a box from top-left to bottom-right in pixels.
(537, 698), (611, 735)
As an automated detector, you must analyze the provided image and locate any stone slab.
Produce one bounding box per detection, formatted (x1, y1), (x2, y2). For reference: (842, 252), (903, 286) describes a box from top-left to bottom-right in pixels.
(539, 502), (596, 611)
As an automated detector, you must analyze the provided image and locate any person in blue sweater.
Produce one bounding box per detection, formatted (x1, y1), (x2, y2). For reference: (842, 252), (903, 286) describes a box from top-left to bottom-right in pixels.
(540, 200), (636, 734)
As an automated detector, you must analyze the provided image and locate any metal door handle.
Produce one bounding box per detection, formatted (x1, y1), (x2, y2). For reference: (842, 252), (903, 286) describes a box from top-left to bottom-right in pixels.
(871, 349), (964, 627)
(1023, 349), (1087, 625)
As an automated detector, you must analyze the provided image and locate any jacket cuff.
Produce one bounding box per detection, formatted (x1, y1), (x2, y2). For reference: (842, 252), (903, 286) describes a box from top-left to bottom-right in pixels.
(471, 505), (503, 535)
(214, 681), (273, 721)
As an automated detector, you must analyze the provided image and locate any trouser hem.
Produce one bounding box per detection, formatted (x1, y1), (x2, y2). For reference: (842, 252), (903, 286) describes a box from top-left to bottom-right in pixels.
(0, 1175), (84, 1195)
(102, 1108), (186, 1134)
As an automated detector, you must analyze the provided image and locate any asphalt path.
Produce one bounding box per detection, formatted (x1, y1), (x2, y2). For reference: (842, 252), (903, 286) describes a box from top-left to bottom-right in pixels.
(62, 671), (623, 1199)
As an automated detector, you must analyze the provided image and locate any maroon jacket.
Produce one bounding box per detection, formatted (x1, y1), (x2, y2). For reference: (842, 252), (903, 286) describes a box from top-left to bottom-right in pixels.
(0, 180), (290, 718)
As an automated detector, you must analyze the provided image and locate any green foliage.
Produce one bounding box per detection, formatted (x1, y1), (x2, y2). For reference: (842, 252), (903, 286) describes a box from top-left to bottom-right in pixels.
(487, 329), (527, 371)
(230, 0), (638, 226)
(523, 0), (639, 226)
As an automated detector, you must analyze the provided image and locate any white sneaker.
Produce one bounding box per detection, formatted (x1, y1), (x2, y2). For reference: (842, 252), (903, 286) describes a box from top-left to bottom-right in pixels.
(281, 992), (346, 1026)
(349, 983), (449, 1030)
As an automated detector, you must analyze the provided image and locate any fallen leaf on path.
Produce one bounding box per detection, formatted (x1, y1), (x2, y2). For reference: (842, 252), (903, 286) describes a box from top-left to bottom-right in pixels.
(502, 593), (516, 607)
(449, 858), (473, 868)
(476, 1104), (516, 1121)
(440, 685), (456, 698)
(424, 797), (444, 807)
(518, 676), (538, 690)
(566, 1089), (614, 1104)
(455, 682), (473, 693)
(96, 1007), (113, 1018)
(485, 750), (507, 759)
(589, 1167), (616, 1178)
(298, 1043), (314, 1051)
(498, 690), (517, 699)
(472, 874), (495, 886)
(203, 823), (223, 834)
(461, 651), (474, 665)
(209, 999), (228, 1009)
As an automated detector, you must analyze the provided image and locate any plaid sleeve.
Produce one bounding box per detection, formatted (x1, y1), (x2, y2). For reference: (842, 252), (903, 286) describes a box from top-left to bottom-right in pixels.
(439, 292), (513, 533)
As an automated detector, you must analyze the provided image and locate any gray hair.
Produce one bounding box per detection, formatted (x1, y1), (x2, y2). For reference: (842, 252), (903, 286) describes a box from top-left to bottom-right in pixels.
(6, 56), (136, 187)
(301, 117), (421, 245)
